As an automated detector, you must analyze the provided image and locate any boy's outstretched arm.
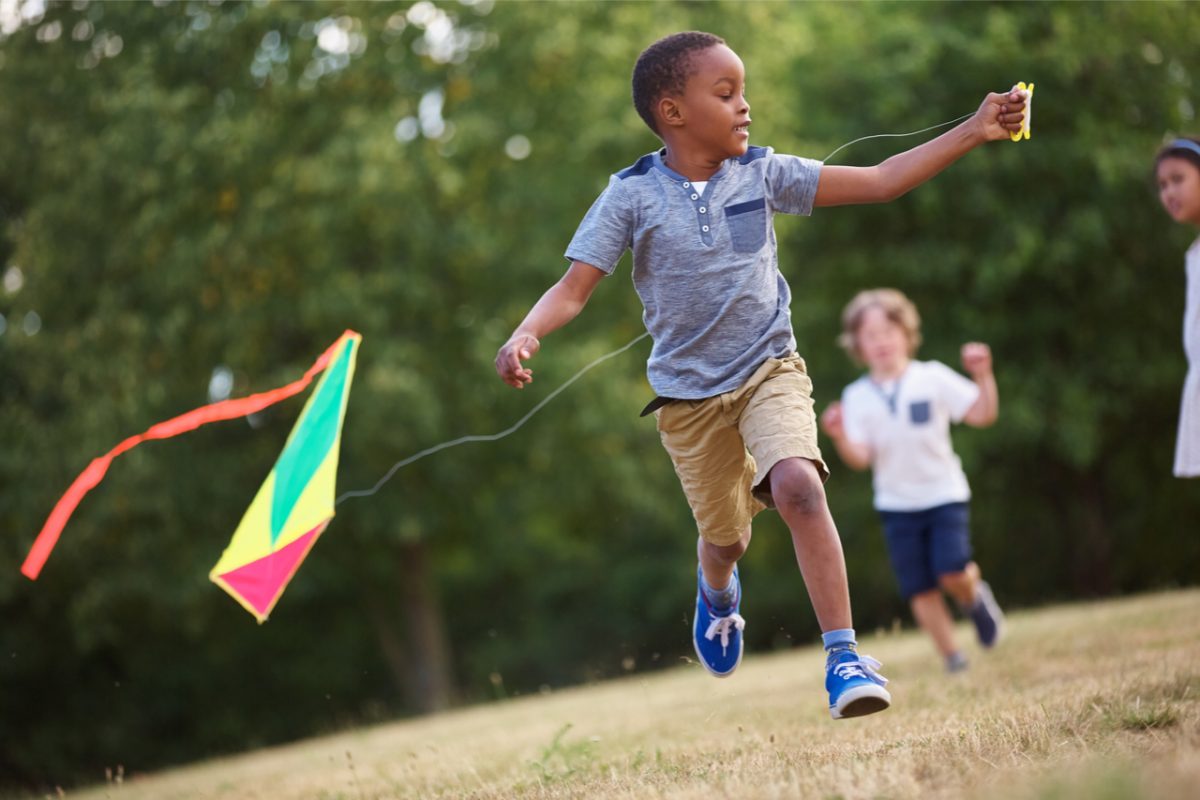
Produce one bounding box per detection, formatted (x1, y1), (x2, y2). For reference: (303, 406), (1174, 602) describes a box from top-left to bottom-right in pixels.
(814, 87), (1027, 208)
(819, 402), (872, 471)
(961, 342), (999, 427)
(495, 260), (606, 389)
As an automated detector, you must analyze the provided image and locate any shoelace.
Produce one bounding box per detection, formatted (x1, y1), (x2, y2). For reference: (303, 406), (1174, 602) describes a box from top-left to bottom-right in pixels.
(704, 613), (746, 655)
(831, 654), (889, 686)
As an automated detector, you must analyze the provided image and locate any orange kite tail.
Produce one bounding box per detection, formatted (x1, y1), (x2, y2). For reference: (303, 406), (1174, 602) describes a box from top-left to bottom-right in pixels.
(20, 330), (360, 580)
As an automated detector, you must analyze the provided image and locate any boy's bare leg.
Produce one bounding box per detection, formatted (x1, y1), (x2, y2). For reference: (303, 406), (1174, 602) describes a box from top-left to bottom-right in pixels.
(942, 561), (1004, 648)
(697, 529), (750, 591)
(767, 457), (852, 632)
(768, 457), (890, 717)
(910, 590), (959, 658)
(939, 561), (981, 607)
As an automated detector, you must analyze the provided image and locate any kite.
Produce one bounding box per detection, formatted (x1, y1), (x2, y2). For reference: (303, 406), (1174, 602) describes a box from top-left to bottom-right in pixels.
(210, 331), (359, 621)
(21, 330), (361, 622)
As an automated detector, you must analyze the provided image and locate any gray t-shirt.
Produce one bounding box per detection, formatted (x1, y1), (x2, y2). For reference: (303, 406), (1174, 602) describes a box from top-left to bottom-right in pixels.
(565, 147), (822, 399)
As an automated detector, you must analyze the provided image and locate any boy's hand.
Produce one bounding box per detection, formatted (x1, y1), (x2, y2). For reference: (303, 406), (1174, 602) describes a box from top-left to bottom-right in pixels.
(819, 402), (846, 440)
(961, 342), (993, 378)
(973, 87), (1027, 142)
(495, 332), (540, 389)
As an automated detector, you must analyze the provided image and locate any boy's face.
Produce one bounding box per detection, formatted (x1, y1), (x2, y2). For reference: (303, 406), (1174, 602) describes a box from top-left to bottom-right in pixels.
(855, 306), (911, 373)
(1157, 156), (1200, 226)
(668, 44), (751, 159)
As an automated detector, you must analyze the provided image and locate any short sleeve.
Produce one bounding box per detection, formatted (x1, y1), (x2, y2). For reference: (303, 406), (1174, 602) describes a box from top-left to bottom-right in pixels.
(928, 361), (980, 423)
(764, 153), (823, 216)
(840, 384), (871, 446)
(563, 175), (633, 274)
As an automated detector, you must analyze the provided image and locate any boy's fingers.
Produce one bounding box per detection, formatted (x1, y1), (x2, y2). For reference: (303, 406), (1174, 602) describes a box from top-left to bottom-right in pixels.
(503, 369), (532, 389)
(1005, 84), (1028, 103)
(500, 350), (518, 375)
(497, 349), (523, 382)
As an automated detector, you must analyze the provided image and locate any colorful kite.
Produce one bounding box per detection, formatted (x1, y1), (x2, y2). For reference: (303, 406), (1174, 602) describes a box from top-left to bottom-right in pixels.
(210, 332), (359, 621)
(21, 330), (361, 622)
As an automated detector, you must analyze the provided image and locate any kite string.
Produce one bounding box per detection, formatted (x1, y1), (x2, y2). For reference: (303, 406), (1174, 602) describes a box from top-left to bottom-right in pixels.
(334, 331), (651, 504)
(336, 109), (977, 505)
(821, 111), (973, 163)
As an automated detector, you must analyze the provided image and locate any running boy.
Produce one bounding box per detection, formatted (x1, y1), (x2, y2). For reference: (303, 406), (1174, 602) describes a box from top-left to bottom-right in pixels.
(495, 32), (1025, 718)
(820, 289), (1005, 672)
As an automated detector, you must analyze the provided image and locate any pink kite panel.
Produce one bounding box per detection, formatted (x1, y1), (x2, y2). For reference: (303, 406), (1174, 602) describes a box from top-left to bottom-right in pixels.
(213, 524), (326, 618)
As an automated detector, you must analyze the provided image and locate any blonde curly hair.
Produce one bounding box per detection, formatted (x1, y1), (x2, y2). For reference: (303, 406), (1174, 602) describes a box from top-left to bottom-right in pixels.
(837, 288), (922, 364)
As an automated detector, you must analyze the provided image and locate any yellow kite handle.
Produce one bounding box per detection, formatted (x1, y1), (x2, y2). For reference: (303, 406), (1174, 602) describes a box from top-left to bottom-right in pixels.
(1010, 81), (1034, 142)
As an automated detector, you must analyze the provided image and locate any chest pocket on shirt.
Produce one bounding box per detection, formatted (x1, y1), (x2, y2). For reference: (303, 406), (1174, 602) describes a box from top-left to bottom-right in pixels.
(909, 400), (932, 425)
(725, 197), (767, 253)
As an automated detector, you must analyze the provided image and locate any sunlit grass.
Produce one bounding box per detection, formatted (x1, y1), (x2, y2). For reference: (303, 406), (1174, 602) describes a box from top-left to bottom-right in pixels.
(52, 588), (1200, 799)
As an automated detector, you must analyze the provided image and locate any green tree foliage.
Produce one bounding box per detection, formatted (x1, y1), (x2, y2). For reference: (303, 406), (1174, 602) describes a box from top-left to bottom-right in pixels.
(0, 0), (1197, 790)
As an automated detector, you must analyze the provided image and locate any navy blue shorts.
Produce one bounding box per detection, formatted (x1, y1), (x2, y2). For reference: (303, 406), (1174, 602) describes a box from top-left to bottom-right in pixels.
(878, 502), (972, 599)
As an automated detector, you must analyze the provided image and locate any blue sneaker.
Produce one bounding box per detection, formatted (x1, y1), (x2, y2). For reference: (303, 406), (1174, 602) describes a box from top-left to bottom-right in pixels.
(692, 566), (745, 678)
(968, 581), (1005, 648)
(826, 649), (891, 719)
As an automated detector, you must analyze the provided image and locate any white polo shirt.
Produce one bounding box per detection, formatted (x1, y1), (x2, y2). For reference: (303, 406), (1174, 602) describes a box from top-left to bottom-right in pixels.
(841, 360), (980, 512)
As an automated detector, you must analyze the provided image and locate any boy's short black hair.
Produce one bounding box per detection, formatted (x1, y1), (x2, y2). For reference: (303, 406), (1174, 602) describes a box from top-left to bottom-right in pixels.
(1156, 136), (1200, 171)
(632, 31), (726, 135)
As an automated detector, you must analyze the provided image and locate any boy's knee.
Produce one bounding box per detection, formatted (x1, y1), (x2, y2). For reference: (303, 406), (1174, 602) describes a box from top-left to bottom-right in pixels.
(938, 570), (974, 599)
(768, 458), (828, 517)
(701, 534), (749, 564)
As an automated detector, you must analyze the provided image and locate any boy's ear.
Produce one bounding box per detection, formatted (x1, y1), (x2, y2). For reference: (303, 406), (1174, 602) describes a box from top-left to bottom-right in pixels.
(657, 95), (685, 129)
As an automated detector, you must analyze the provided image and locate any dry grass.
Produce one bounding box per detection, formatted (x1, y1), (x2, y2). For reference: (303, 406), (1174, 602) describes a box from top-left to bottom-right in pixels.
(58, 588), (1200, 799)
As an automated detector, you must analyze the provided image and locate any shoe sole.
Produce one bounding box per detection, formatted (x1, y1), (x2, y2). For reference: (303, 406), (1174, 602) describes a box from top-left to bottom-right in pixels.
(983, 617), (1005, 648)
(976, 583), (1006, 649)
(830, 684), (892, 720)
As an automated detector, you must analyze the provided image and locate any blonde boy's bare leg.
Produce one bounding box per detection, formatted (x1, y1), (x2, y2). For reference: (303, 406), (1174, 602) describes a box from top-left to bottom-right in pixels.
(909, 590), (959, 658)
(942, 561), (1004, 648)
(767, 457), (852, 632)
(939, 561), (980, 606)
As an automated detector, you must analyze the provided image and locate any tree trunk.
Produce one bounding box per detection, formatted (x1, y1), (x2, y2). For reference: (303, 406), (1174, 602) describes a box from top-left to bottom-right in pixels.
(370, 539), (453, 713)
(1070, 472), (1114, 595)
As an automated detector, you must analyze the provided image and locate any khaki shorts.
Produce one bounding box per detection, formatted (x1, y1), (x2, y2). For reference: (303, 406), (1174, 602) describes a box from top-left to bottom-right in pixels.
(655, 355), (829, 547)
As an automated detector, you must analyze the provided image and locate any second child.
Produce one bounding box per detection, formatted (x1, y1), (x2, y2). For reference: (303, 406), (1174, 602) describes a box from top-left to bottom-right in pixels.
(820, 289), (1005, 672)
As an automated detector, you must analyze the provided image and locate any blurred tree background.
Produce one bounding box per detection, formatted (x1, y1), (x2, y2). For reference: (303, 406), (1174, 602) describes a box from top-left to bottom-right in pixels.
(1, 0), (1197, 791)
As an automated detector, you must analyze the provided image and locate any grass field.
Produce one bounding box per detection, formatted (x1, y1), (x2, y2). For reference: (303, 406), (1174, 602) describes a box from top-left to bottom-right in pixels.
(55, 588), (1200, 799)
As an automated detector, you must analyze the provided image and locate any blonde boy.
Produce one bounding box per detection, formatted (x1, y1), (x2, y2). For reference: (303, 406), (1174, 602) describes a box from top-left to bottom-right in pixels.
(821, 289), (1005, 672)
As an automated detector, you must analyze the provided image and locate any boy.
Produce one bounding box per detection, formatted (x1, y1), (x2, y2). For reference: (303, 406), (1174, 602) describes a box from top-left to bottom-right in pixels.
(495, 31), (1025, 719)
(820, 289), (1005, 673)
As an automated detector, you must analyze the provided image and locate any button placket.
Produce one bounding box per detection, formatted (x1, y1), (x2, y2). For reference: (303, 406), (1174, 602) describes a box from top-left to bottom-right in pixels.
(683, 180), (714, 245)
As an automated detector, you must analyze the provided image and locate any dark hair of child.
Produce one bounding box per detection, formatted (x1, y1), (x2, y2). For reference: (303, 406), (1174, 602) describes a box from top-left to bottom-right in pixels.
(631, 31), (726, 135)
(1155, 136), (1200, 170)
